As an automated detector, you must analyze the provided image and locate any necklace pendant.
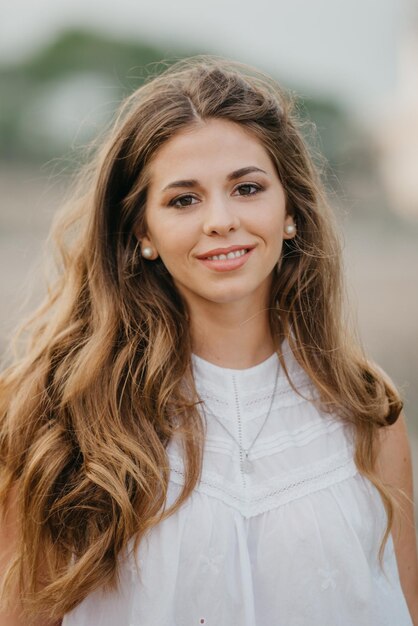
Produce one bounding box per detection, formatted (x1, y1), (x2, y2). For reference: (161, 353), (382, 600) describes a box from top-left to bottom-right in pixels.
(242, 456), (254, 474)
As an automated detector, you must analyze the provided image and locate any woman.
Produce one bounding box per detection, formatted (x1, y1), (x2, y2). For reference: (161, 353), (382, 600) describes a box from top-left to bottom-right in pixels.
(1, 55), (417, 625)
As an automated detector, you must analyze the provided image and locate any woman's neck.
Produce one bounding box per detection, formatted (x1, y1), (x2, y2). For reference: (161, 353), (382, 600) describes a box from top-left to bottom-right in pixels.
(189, 300), (276, 370)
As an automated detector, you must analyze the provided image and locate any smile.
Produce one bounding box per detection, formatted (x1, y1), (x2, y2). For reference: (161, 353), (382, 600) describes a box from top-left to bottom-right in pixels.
(206, 248), (248, 260)
(197, 248), (254, 272)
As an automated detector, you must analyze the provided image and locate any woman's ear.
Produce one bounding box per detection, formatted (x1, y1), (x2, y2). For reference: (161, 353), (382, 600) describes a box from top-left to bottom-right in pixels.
(283, 214), (297, 240)
(136, 232), (159, 261)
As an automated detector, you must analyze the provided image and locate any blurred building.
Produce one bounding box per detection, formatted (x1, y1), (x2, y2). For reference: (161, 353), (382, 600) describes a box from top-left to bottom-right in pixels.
(376, 17), (418, 220)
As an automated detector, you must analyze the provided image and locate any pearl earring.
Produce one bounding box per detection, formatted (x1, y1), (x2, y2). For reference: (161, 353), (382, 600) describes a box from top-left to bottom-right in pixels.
(141, 246), (153, 259)
(285, 224), (296, 235)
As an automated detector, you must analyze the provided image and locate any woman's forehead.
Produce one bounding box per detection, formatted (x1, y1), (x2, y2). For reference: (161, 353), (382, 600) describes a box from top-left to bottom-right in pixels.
(146, 119), (275, 193)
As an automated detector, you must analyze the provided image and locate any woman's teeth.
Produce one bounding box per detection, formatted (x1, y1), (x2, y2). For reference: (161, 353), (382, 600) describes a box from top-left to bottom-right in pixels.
(206, 248), (248, 261)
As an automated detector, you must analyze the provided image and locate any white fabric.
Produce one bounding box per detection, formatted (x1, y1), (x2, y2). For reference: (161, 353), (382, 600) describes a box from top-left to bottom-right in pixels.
(63, 342), (413, 625)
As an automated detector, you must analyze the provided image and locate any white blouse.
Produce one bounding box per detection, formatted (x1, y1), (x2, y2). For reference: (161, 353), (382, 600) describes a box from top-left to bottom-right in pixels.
(63, 343), (413, 625)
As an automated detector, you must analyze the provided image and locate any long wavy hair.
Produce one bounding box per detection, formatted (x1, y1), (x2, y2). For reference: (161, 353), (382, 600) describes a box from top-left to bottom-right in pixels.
(0, 55), (404, 621)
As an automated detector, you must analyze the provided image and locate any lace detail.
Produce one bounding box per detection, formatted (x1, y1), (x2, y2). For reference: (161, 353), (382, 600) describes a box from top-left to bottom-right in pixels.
(202, 416), (346, 458)
(243, 379), (314, 407)
(169, 446), (358, 518)
(196, 374), (315, 414)
(196, 372), (318, 412)
(198, 391), (229, 407)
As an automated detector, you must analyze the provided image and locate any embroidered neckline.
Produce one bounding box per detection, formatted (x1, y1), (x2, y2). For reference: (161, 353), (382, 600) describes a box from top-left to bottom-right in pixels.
(169, 447), (358, 518)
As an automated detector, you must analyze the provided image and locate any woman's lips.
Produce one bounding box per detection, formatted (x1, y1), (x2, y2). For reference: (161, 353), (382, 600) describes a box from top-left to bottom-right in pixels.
(197, 248), (254, 272)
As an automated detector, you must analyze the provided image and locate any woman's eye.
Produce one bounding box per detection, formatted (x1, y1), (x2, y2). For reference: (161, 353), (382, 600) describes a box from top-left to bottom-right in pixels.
(168, 194), (198, 208)
(235, 183), (262, 196)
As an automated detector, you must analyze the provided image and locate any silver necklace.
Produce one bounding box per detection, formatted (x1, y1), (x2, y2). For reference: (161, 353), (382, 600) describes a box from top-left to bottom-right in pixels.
(201, 362), (280, 475)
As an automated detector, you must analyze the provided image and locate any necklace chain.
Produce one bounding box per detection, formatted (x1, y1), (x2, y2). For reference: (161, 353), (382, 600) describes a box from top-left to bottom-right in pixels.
(201, 362), (280, 473)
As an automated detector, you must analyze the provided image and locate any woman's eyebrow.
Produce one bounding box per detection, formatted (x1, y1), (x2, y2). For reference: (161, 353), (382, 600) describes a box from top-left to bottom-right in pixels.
(227, 166), (268, 181)
(161, 166), (268, 193)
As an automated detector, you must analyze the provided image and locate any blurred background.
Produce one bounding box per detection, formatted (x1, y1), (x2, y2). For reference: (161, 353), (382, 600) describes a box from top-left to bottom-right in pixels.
(0, 0), (417, 519)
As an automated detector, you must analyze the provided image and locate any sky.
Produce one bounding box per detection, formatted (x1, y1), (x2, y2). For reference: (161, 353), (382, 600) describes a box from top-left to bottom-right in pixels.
(0, 0), (412, 119)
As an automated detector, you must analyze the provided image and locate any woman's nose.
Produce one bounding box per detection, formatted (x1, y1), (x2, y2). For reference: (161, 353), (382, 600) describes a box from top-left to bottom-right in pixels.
(202, 197), (241, 236)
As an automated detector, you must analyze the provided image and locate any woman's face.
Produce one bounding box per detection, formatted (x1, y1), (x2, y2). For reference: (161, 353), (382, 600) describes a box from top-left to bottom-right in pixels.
(140, 118), (295, 311)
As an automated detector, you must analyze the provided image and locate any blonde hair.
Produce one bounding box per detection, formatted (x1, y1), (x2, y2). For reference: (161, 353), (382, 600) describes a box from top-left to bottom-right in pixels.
(0, 55), (403, 621)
